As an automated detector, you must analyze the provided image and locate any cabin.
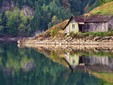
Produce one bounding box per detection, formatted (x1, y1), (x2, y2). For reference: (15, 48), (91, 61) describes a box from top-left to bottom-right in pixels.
(63, 15), (113, 34)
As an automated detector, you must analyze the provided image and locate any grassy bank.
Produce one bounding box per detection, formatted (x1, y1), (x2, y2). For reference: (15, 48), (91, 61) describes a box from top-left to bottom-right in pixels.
(70, 31), (113, 38)
(34, 27), (113, 40)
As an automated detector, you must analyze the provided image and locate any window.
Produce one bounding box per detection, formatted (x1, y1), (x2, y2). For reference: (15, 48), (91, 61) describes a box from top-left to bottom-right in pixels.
(108, 24), (112, 31)
(72, 24), (75, 29)
(73, 60), (75, 64)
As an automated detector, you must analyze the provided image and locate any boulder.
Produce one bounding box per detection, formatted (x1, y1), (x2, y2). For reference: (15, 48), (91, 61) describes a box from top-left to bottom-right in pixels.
(94, 36), (101, 41)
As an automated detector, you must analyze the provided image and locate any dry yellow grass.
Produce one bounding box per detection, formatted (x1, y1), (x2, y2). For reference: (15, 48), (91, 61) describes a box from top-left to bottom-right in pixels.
(34, 20), (69, 39)
(85, 1), (113, 16)
(47, 19), (69, 31)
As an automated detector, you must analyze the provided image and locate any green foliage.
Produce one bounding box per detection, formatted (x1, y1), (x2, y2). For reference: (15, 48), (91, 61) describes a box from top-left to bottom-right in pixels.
(0, 7), (31, 36)
(98, 0), (113, 5)
(20, 56), (33, 68)
(0, 0), (112, 37)
(48, 15), (59, 28)
(50, 50), (58, 60)
(50, 29), (59, 37)
(69, 31), (113, 39)
(30, 0), (72, 33)
(6, 8), (20, 35)
(0, 42), (35, 72)
(0, 42), (113, 85)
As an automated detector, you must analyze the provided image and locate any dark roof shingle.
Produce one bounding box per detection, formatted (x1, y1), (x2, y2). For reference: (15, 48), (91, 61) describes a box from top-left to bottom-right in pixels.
(73, 15), (113, 23)
(84, 15), (113, 23)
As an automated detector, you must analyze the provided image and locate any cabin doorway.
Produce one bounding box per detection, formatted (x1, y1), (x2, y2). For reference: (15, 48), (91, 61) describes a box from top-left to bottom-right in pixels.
(79, 24), (84, 32)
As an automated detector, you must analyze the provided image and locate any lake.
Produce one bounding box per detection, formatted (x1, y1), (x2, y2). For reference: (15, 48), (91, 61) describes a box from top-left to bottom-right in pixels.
(0, 41), (113, 85)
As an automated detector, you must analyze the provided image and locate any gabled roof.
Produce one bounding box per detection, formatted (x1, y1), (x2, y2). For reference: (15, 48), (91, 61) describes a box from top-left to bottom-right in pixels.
(63, 16), (84, 30)
(74, 16), (84, 22)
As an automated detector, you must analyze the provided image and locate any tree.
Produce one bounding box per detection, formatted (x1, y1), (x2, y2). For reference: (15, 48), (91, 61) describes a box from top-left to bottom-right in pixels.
(5, 8), (20, 36)
(61, 0), (71, 9)
(0, 11), (7, 26)
(98, 0), (112, 5)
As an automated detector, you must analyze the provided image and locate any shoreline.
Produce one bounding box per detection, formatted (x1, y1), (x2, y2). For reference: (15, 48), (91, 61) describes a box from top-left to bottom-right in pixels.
(18, 35), (113, 48)
(0, 37), (25, 41)
(18, 39), (113, 48)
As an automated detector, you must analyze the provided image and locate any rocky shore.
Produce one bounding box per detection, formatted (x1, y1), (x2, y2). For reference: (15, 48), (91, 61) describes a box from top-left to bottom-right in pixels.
(18, 36), (113, 48)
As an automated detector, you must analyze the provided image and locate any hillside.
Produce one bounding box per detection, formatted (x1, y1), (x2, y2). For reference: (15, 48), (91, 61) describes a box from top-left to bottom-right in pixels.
(34, 20), (69, 40)
(34, 1), (113, 40)
(85, 1), (113, 16)
(0, 0), (113, 37)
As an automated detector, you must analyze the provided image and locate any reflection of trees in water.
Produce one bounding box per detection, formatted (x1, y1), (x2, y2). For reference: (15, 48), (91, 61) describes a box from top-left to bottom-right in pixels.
(0, 42), (35, 72)
(0, 42), (110, 85)
(35, 46), (113, 72)
(33, 46), (113, 84)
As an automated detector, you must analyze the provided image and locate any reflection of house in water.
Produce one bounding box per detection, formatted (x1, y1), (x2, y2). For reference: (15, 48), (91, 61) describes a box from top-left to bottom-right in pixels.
(64, 53), (113, 72)
(64, 53), (79, 69)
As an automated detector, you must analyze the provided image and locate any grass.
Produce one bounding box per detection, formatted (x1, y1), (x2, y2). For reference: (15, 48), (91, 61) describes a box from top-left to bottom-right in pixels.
(34, 31), (113, 40)
(85, 1), (113, 16)
(69, 31), (113, 39)
(47, 20), (69, 31)
(34, 20), (68, 39)
(83, 31), (113, 36)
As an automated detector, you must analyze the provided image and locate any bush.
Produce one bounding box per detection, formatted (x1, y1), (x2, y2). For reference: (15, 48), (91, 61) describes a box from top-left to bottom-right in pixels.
(50, 29), (59, 37)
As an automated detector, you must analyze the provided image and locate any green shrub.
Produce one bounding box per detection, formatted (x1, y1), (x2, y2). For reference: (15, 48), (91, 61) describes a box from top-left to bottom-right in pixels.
(50, 29), (59, 37)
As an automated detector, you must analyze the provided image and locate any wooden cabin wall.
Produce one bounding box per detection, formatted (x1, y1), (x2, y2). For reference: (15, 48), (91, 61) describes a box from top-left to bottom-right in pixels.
(82, 56), (113, 69)
(65, 53), (79, 67)
(108, 18), (113, 31)
(64, 17), (113, 33)
(82, 22), (108, 32)
(64, 19), (79, 34)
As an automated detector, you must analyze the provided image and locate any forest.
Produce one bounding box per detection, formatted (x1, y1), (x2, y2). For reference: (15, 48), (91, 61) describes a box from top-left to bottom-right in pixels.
(0, 0), (112, 37)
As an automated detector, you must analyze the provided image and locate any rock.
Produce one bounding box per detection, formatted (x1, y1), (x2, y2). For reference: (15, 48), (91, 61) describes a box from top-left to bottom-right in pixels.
(22, 6), (34, 17)
(109, 39), (113, 42)
(94, 36), (101, 41)
(2, 0), (14, 11)
(101, 37), (111, 41)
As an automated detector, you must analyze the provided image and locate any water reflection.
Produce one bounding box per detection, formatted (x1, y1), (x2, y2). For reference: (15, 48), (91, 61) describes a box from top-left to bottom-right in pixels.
(33, 46), (113, 84)
(35, 46), (113, 72)
(64, 52), (113, 72)
(0, 42), (113, 85)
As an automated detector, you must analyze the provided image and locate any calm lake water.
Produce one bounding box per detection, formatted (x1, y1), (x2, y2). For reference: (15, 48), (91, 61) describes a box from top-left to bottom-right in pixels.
(0, 41), (113, 85)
